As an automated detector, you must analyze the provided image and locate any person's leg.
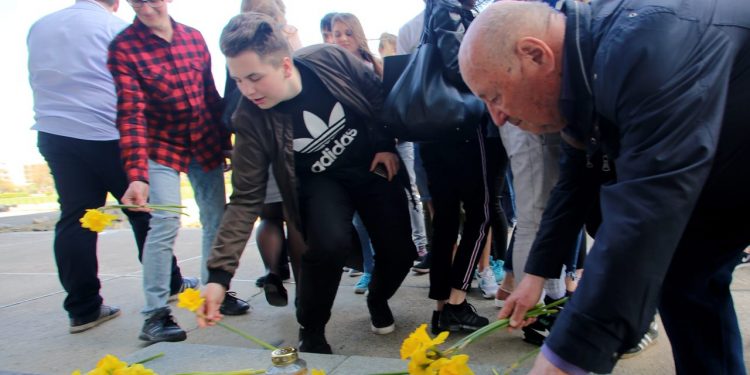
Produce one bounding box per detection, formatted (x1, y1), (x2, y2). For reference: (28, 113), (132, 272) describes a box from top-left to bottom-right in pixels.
(38, 133), (106, 321)
(396, 141), (428, 255)
(186, 160), (226, 283)
(99, 141), (185, 295)
(420, 142), (461, 303)
(355, 172), (416, 333)
(352, 212), (374, 294)
(296, 175), (355, 352)
(255, 202), (289, 306)
(256, 203), (285, 277)
(141, 160), (182, 315)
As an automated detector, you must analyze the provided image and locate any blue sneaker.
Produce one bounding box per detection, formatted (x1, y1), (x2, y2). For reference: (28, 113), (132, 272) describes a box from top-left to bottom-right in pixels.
(354, 273), (371, 294)
(490, 259), (505, 284)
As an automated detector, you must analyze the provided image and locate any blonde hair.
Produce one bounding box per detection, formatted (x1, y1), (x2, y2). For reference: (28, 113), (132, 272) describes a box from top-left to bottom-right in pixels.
(331, 13), (383, 78)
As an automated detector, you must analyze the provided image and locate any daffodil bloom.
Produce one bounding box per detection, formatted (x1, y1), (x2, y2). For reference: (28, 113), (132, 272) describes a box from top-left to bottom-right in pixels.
(177, 288), (204, 312)
(401, 324), (449, 360)
(437, 355), (473, 375)
(311, 370), (327, 375)
(96, 354), (128, 372)
(80, 209), (118, 233)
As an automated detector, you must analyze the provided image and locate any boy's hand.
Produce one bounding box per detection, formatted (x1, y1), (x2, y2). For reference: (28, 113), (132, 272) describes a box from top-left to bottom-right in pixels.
(198, 283), (226, 328)
(121, 181), (151, 212)
(498, 274), (545, 329)
(370, 152), (400, 181)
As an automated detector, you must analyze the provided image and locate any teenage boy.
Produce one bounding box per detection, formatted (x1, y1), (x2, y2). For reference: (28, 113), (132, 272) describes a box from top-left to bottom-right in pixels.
(200, 12), (417, 354)
(107, 0), (248, 343)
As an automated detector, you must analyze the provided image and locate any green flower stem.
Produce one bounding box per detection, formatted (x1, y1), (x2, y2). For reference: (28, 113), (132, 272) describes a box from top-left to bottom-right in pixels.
(449, 297), (568, 352)
(174, 370), (265, 375)
(215, 321), (277, 351)
(133, 352), (164, 364)
(503, 347), (541, 375)
(100, 204), (189, 216)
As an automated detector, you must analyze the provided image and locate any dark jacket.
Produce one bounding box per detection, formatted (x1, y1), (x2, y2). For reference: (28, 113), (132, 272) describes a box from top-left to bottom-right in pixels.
(206, 44), (395, 287)
(530, 0), (750, 372)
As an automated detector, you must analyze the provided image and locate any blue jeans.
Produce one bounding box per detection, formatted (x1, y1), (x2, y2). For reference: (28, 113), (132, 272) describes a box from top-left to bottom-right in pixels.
(353, 212), (374, 274)
(142, 159), (225, 315)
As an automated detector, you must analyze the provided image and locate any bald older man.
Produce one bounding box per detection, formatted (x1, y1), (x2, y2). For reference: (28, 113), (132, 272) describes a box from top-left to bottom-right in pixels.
(459, 0), (750, 374)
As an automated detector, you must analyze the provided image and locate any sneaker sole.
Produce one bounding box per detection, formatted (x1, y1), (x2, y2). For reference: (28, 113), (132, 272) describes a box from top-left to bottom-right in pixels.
(371, 323), (395, 335)
(138, 331), (187, 343)
(412, 268), (429, 274)
(440, 323), (485, 332)
(354, 287), (368, 294)
(69, 309), (122, 334)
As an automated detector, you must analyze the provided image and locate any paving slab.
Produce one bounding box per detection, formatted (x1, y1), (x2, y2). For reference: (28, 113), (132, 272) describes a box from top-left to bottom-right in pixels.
(0, 226), (748, 374)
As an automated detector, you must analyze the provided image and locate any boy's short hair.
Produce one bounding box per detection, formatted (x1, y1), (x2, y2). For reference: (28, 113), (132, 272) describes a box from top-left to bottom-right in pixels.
(220, 12), (291, 66)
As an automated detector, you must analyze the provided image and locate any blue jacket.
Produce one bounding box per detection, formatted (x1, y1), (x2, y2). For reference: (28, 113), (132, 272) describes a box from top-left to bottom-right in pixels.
(527, 0), (750, 372)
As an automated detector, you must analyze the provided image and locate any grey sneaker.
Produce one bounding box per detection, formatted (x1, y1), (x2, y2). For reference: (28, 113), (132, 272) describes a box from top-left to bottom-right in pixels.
(69, 305), (121, 333)
(621, 321), (659, 359)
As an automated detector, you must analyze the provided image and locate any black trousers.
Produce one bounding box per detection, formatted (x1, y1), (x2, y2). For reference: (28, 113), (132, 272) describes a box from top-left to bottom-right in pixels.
(37, 132), (183, 319)
(295, 168), (416, 332)
(421, 132), (498, 300)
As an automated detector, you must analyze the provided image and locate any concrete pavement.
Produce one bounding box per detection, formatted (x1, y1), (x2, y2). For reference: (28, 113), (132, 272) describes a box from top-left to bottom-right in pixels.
(0, 223), (748, 374)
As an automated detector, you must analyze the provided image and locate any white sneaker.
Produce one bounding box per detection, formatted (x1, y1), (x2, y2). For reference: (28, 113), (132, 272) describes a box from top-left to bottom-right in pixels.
(478, 268), (498, 299)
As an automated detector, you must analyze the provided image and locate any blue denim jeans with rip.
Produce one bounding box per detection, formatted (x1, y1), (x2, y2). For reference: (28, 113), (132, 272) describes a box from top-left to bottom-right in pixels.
(141, 159), (225, 315)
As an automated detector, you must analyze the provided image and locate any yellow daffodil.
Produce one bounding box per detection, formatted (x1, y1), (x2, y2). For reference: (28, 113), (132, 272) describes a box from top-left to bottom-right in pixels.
(401, 324), (449, 360)
(311, 370), (327, 375)
(80, 209), (118, 233)
(177, 288), (204, 312)
(71, 371), (82, 375)
(438, 355), (473, 375)
(407, 345), (439, 375)
(114, 364), (157, 375)
(96, 354), (128, 372)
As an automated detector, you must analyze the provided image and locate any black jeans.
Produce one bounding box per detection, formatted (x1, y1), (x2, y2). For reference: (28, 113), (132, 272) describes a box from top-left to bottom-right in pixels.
(37, 132), (183, 319)
(421, 132), (498, 299)
(295, 168), (416, 332)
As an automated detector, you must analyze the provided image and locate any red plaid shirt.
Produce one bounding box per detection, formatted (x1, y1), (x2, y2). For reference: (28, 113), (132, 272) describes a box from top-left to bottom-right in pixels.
(108, 18), (230, 183)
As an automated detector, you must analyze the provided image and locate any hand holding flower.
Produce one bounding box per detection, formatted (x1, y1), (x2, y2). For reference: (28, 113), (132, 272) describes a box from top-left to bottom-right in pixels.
(198, 283), (227, 328)
(498, 274), (546, 329)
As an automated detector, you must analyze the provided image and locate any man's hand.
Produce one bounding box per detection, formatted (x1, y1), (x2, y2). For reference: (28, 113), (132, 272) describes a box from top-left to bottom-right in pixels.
(198, 282), (227, 328)
(529, 352), (567, 375)
(498, 274), (545, 329)
(370, 152), (400, 181)
(121, 181), (150, 212)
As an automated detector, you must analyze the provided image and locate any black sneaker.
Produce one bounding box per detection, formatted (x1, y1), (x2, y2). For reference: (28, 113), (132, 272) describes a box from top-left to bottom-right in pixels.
(621, 321), (659, 359)
(220, 291), (250, 315)
(69, 305), (121, 333)
(439, 300), (489, 332)
(412, 254), (431, 274)
(367, 297), (395, 335)
(522, 296), (563, 346)
(430, 310), (442, 335)
(255, 275), (267, 288)
(139, 308), (187, 343)
(298, 328), (333, 354)
(263, 273), (288, 307)
(168, 276), (200, 302)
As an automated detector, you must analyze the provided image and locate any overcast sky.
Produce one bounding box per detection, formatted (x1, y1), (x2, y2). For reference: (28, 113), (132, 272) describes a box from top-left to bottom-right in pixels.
(2, 0), (424, 184)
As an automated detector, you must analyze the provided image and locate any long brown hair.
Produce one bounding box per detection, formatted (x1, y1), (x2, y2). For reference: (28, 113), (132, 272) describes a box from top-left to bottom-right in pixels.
(331, 13), (383, 78)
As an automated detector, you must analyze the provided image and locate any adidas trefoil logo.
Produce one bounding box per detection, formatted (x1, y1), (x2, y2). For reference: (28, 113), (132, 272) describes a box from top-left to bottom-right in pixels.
(292, 102), (358, 173)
